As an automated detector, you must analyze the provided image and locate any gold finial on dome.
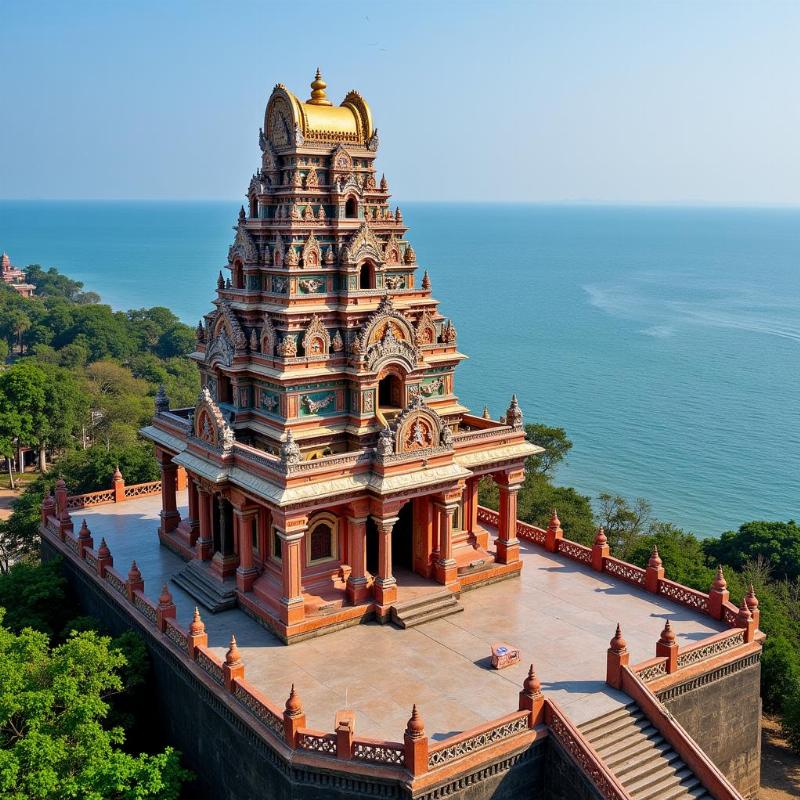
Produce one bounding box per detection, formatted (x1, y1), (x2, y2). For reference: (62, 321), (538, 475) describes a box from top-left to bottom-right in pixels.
(308, 68), (332, 106)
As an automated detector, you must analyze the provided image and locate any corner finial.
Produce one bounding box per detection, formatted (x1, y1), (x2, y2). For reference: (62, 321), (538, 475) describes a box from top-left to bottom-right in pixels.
(648, 544), (662, 569)
(190, 606), (205, 635)
(594, 527), (608, 547)
(609, 623), (627, 653)
(659, 619), (676, 645)
(745, 583), (759, 611)
(226, 634), (242, 666)
(406, 704), (425, 738)
(712, 564), (727, 592)
(285, 683), (302, 715)
(308, 68), (332, 106)
(523, 663), (542, 696)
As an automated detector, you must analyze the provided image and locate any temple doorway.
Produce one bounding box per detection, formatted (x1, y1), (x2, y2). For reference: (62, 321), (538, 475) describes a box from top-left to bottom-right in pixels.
(211, 496), (233, 556)
(391, 501), (414, 572)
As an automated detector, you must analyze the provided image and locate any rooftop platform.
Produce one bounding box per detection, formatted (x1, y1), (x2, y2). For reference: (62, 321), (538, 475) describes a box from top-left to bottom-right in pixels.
(77, 493), (725, 741)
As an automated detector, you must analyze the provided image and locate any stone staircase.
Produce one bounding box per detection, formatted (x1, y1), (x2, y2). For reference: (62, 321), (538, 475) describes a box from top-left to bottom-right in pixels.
(390, 589), (463, 629)
(172, 560), (237, 613)
(579, 702), (712, 800)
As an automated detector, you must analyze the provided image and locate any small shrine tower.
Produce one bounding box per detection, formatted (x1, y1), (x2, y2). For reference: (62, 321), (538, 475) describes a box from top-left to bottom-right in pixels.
(143, 71), (537, 641)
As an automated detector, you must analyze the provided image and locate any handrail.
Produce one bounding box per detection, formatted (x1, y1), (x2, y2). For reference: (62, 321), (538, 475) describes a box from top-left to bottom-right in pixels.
(620, 667), (743, 800)
(544, 699), (633, 800)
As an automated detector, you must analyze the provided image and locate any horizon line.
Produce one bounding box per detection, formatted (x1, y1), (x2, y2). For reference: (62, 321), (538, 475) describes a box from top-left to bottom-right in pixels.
(2, 198), (800, 210)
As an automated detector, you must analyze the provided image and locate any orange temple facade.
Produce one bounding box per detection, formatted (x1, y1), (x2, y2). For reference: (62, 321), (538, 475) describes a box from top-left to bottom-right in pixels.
(142, 71), (537, 642)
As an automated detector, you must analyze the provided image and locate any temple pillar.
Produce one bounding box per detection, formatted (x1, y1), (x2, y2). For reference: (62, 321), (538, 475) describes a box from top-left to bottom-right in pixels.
(275, 513), (307, 627)
(346, 515), (369, 604)
(235, 507), (259, 592)
(185, 478), (200, 544)
(157, 452), (181, 534)
(195, 485), (214, 560)
(495, 469), (523, 565)
(434, 495), (459, 586)
(373, 515), (398, 606)
(211, 497), (237, 578)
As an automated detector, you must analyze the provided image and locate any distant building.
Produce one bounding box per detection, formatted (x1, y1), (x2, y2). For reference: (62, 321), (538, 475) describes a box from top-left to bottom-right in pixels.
(1, 252), (35, 298)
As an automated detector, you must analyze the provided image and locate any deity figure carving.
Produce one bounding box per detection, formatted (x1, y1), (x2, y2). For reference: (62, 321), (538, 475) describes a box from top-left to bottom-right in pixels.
(280, 430), (301, 464)
(331, 330), (344, 352)
(323, 245), (335, 265)
(302, 233), (321, 268)
(305, 168), (318, 189)
(278, 335), (298, 358)
(376, 426), (394, 456)
(302, 314), (331, 356)
(285, 247), (300, 267)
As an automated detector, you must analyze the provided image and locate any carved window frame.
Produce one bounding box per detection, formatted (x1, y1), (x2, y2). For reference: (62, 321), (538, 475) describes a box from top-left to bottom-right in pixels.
(306, 513), (339, 566)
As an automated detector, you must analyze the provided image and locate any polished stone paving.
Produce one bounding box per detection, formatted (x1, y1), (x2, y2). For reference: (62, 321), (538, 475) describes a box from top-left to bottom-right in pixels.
(78, 494), (725, 741)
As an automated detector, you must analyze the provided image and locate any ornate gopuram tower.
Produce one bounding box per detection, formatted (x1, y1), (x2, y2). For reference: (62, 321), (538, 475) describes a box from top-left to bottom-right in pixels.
(143, 71), (537, 642)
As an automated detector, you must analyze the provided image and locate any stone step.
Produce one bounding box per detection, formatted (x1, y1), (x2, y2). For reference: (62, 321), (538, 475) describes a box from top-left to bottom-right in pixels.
(618, 749), (681, 790)
(605, 736), (670, 772)
(390, 588), (455, 614)
(579, 703), (639, 737)
(633, 767), (698, 800)
(172, 560), (237, 613)
(390, 593), (462, 628)
(592, 723), (660, 759)
(583, 709), (647, 743)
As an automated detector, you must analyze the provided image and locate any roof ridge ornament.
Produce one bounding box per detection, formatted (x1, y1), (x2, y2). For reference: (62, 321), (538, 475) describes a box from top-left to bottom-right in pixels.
(308, 68), (332, 106)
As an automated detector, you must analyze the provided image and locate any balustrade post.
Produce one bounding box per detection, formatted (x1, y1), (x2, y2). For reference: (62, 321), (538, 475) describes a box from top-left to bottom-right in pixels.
(707, 565), (730, 620)
(156, 584), (177, 632)
(76, 519), (94, 557)
(606, 624), (629, 689)
(545, 509), (563, 553)
(41, 492), (55, 526)
(223, 635), (245, 692)
(54, 478), (73, 538)
(335, 710), (355, 760)
(126, 560), (144, 601)
(519, 664), (545, 727)
(745, 584), (760, 630)
(736, 597), (756, 643)
(656, 620), (679, 673)
(112, 466), (125, 503)
(96, 538), (113, 577)
(403, 705), (428, 775)
(283, 685), (306, 748)
(645, 545), (665, 593)
(187, 607), (208, 657)
(592, 527), (609, 572)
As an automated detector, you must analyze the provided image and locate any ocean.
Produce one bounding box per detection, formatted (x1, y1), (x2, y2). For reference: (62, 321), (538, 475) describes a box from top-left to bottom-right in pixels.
(1, 200), (798, 537)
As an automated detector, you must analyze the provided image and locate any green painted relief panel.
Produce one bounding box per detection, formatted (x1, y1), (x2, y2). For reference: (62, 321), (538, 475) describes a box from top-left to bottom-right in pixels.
(298, 390), (337, 417)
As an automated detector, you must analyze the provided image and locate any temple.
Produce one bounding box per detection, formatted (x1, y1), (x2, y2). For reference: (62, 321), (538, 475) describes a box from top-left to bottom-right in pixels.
(1, 251), (35, 297)
(141, 70), (537, 642)
(41, 73), (765, 800)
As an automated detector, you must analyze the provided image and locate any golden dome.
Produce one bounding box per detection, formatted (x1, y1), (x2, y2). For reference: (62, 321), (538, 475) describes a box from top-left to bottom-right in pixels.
(265, 70), (374, 147)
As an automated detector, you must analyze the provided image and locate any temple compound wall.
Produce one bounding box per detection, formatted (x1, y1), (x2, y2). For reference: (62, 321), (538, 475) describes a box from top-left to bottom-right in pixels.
(657, 655), (762, 799)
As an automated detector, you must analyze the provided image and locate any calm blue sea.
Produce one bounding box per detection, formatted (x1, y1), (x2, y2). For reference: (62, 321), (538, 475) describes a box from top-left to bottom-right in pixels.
(1, 200), (798, 537)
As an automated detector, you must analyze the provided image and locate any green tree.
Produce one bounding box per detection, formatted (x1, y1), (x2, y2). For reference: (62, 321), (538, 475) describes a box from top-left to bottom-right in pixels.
(0, 615), (190, 800)
(595, 493), (652, 555)
(524, 423), (573, 477)
(704, 521), (800, 581)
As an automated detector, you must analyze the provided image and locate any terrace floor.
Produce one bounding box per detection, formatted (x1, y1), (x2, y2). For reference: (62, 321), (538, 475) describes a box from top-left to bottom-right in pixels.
(77, 493), (725, 742)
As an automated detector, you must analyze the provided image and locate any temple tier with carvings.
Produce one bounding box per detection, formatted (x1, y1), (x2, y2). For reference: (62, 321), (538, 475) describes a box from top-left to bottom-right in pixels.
(142, 71), (537, 642)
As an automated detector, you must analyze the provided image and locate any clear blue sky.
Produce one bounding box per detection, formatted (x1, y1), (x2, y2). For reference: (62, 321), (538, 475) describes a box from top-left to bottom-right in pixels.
(2, 1), (799, 204)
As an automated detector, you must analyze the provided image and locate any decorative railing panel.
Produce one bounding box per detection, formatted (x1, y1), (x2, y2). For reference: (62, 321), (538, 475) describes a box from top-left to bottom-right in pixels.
(83, 549), (98, 571)
(232, 682), (285, 738)
(196, 648), (224, 686)
(104, 568), (126, 596)
(64, 534), (82, 556)
(676, 630), (745, 669)
(164, 619), (188, 652)
(133, 592), (157, 624)
(352, 739), (405, 766)
(124, 481), (161, 499)
(546, 703), (632, 800)
(297, 731), (337, 755)
(657, 579), (708, 613)
(722, 605), (739, 626)
(476, 507), (499, 526)
(427, 712), (529, 769)
(604, 558), (646, 586)
(66, 489), (115, 510)
(557, 539), (592, 564)
(636, 659), (668, 682)
(517, 521), (547, 545)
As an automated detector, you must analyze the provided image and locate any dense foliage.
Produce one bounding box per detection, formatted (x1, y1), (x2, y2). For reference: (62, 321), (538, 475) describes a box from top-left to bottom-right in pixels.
(0, 264), (198, 568)
(0, 560), (191, 798)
